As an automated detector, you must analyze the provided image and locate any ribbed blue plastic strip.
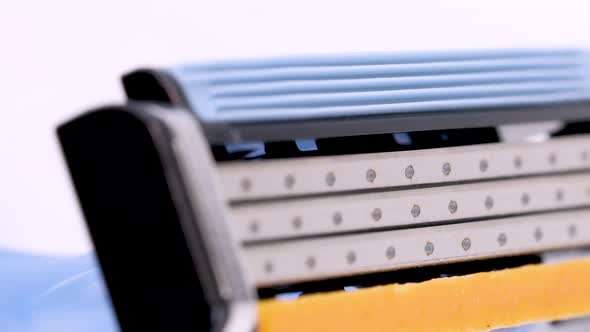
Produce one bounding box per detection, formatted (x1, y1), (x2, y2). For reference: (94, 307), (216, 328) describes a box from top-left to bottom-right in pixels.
(209, 70), (585, 98)
(179, 49), (582, 72)
(169, 49), (590, 123)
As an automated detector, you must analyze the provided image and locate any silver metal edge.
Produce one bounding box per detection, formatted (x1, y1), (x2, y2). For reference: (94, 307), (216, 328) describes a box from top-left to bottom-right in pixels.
(140, 105), (257, 332)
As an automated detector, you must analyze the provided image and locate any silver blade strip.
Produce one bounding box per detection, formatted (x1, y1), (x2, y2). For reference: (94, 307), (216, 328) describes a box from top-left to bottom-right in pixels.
(234, 173), (590, 242)
(220, 135), (590, 201)
(245, 209), (590, 286)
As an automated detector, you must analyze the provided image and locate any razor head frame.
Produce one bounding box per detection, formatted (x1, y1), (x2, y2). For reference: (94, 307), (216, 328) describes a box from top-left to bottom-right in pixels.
(59, 50), (590, 332)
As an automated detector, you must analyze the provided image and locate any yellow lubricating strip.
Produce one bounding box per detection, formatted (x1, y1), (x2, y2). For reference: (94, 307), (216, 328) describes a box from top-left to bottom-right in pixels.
(258, 259), (590, 332)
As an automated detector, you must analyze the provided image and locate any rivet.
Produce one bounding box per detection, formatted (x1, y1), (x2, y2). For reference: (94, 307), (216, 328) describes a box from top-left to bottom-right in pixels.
(284, 174), (295, 189)
(442, 162), (452, 176)
(306, 256), (316, 269)
(569, 224), (577, 238)
(582, 150), (589, 161)
(556, 189), (564, 202)
(411, 204), (421, 218)
(548, 153), (557, 166)
(372, 208), (382, 222)
(521, 193), (530, 206)
(346, 251), (357, 264)
(514, 156), (523, 169)
(366, 169), (377, 183)
(386, 246), (396, 260)
(249, 221), (259, 234)
(484, 196), (494, 210)
(497, 233), (507, 247)
(332, 212), (343, 226)
(405, 165), (415, 179)
(461, 237), (471, 251)
(448, 200), (458, 214)
(292, 216), (303, 230)
(479, 159), (489, 173)
(326, 172), (336, 186)
(264, 261), (273, 274)
(534, 227), (543, 242)
(240, 178), (252, 192)
(424, 242), (435, 256)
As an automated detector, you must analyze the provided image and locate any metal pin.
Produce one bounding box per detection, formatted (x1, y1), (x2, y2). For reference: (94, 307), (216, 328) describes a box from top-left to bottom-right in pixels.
(249, 221), (259, 234)
(485, 196), (494, 210)
(386, 246), (396, 260)
(292, 216), (303, 230)
(556, 189), (564, 202)
(405, 165), (415, 179)
(240, 178), (252, 192)
(306, 256), (316, 269)
(442, 162), (452, 176)
(264, 261), (273, 274)
(479, 159), (489, 173)
(448, 200), (458, 214)
(424, 242), (435, 256)
(569, 224), (577, 238)
(548, 153), (557, 166)
(346, 251), (357, 264)
(284, 174), (295, 189)
(366, 169), (377, 183)
(333, 212), (343, 226)
(514, 156), (523, 169)
(411, 204), (421, 218)
(461, 238), (471, 251)
(371, 208), (382, 222)
(534, 227), (543, 242)
(521, 193), (530, 206)
(498, 233), (507, 247)
(326, 172), (336, 186)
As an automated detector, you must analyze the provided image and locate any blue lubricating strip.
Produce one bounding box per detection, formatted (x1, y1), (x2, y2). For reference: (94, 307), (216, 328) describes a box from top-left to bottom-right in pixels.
(169, 49), (590, 123)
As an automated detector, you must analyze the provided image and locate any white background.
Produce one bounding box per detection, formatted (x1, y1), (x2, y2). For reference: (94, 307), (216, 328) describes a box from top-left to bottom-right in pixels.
(1, 0), (590, 256)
